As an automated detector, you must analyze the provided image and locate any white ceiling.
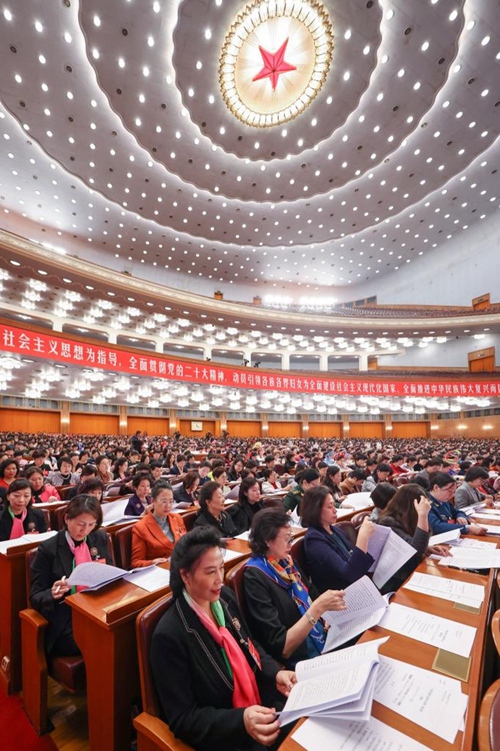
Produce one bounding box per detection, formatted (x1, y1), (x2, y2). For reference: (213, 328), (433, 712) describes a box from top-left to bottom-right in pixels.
(0, 0), (499, 295)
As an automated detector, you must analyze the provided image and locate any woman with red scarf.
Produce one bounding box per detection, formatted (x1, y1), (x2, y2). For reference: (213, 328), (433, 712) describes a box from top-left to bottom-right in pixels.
(151, 526), (296, 751)
(30, 495), (112, 657)
(0, 478), (47, 540)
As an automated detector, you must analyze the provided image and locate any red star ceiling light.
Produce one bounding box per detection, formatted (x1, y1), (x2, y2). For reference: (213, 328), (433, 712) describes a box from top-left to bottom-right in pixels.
(219, 0), (334, 128)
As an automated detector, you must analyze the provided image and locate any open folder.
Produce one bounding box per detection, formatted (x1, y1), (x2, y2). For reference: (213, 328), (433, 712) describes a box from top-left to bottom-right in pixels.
(278, 637), (388, 727)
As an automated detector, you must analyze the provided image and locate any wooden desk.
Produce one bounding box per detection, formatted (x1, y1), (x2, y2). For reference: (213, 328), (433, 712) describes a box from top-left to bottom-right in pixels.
(278, 549), (496, 751)
(67, 538), (251, 751)
(0, 538), (47, 694)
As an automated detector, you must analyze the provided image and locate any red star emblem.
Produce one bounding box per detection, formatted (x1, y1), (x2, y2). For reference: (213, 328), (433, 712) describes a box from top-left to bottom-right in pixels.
(252, 38), (297, 91)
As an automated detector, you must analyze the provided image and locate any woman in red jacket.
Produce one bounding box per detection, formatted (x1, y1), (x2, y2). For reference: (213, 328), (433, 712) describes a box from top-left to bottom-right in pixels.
(131, 481), (186, 567)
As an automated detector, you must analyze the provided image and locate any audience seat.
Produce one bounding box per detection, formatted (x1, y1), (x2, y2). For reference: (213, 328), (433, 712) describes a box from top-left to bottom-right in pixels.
(224, 558), (247, 614)
(491, 606), (500, 659)
(113, 523), (134, 570)
(180, 510), (198, 532)
(20, 535), (115, 734)
(262, 494), (285, 509)
(133, 594), (194, 751)
(478, 678), (500, 751)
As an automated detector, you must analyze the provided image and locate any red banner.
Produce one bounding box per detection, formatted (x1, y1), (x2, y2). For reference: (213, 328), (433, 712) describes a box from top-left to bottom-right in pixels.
(1, 322), (499, 398)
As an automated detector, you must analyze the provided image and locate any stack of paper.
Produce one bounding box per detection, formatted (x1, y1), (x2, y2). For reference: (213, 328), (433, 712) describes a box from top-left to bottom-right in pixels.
(378, 603), (476, 657)
(322, 576), (390, 652)
(0, 529), (57, 554)
(438, 545), (500, 569)
(403, 571), (485, 608)
(66, 561), (171, 592)
(278, 637), (387, 727)
(293, 716), (435, 751)
(101, 498), (139, 526)
(367, 526), (416, 588)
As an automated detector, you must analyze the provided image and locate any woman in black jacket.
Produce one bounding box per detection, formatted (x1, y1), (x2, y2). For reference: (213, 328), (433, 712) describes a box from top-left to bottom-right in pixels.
(30, 494), (112, 656)
(243, 509), (345, 668)
(0, 478), (47, 540)
(150, 526), (295, 751)
(228, 477), (264, 535)
(193, 481), (237, 537)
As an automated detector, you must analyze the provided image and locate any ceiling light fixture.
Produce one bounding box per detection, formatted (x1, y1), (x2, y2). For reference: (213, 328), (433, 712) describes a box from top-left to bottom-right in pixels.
(219, 0), (333, 127)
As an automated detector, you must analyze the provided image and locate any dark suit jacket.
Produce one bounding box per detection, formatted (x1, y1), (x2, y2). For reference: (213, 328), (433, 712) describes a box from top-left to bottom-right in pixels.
(30, 529), (111, 654)
(173, 485), (197, 506)
(124, 493), (151, 516)
(0, 506), (47, 541)
(303, 525), (374, 593)
(193, 509), (237, 537)
(150, 586), (283, 751)
(243, 560), (319, 668)
(131, 512), (186, 568)
(227, 500), (264, 535)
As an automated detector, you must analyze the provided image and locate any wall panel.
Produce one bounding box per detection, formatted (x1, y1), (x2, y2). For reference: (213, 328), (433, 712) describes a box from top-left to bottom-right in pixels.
(69, 413), (119, 435)
(127, 416), (169, 436)
(0, 408), (60, 433)
(226, 420), (262, 438)
(308, 423), (342, 439)
(179, 419), (216, 437)
(348, 422), (384, 439)
(267, 422), (302, 438)
(390, 422), (429, 439)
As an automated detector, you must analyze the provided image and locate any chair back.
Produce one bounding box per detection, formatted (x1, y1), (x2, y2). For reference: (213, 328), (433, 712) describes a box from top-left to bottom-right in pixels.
(113, 524), (134, 570)
(180, 510), (198, 532)
(478, 678), (500, 751)
(54, 504), (69, 530)
(290, 535), (308, 575)
(40, 508), (51, 531)
(224, 558), (248, 614)
(351, 511), (371, 527)
(492, 606), (500, 659)
(57, 486), (76, 501)
(335, 520), (357, 546)
(25, 547), (38, 601)
(262, 495), (285, 509)
(136, 594), (174, 717)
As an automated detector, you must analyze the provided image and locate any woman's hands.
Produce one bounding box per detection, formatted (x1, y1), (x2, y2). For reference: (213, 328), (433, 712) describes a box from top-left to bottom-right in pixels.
(51, 576), (71, 600)
(414, 495), (431, 517)
(312, 589), (346, 619)
(275, 670), (297, 697)
(468, 523), (487, 536)
(356, 516), (376, 551)
(243, 706), (281, 746)
(427, 544), (452, 557)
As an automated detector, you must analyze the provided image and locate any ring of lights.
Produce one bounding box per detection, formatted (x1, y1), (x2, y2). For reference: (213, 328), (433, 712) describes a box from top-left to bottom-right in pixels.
(219, 0), (334, 128)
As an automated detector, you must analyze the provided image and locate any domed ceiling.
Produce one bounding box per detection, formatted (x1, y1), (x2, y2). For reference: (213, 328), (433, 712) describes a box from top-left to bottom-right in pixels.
(0, 0), (499, 296)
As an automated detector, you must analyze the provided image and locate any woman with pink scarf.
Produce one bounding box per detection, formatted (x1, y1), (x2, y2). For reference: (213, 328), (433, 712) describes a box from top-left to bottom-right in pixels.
(0, 478), (47, 540)
(30, 495), (112, 657)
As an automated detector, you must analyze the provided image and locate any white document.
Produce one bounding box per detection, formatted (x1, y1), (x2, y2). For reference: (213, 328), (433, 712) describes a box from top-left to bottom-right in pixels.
(438, 547), (500, 569)
(321, 577), (389, 652)
(101, 498), (138, 525)
(378, 603), (476, 658)
(428, 528), (461, 546)
(280, 638), (387, 727)
(476, 524), (500, 535)
(403, 571), (484, 608)
(233, 530), (251, 541)
(0, 529), (57, 554)
(374, 656), (467, 744)
(222, 547), (245, 563)
(66, 561), (128, 590)
(454, 538), (497, 549)
(473, 508), (500, 516)
(323, 605), (389, 653)
(293, 716), (435, 751)
(124, 565), (170, 592)
(367, 526), (416, 588)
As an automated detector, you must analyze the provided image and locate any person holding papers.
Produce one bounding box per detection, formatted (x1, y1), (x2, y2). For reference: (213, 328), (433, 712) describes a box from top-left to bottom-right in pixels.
(454, 466), (494, 509)
(30, 495), (112, 657)
(428, 472), (487, 535)
(150, 526), (295, 751)
(131, 481), (187, 567)
(301, 485), (376, 593)
(377, 484), (433, 589)
(0, 478), (47, 540)
(243, 508), (346, 668)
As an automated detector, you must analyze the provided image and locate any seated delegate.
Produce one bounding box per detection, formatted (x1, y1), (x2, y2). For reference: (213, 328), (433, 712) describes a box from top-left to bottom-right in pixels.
(150, 526), (295, 751)
(131, 481), (187, 567)
(30, 495), (112, 656)
(0, 478), (47, 540)
(124, 472), (153, 516)
(302, 485), (376, 593)
(454, 466), (494, 509)
(25, 466), (61, 503)
(193, 480), (237, 537)
(228, 476), (265, 535)
(427, 473), (487, 536)
(243, 508), (345, 668)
